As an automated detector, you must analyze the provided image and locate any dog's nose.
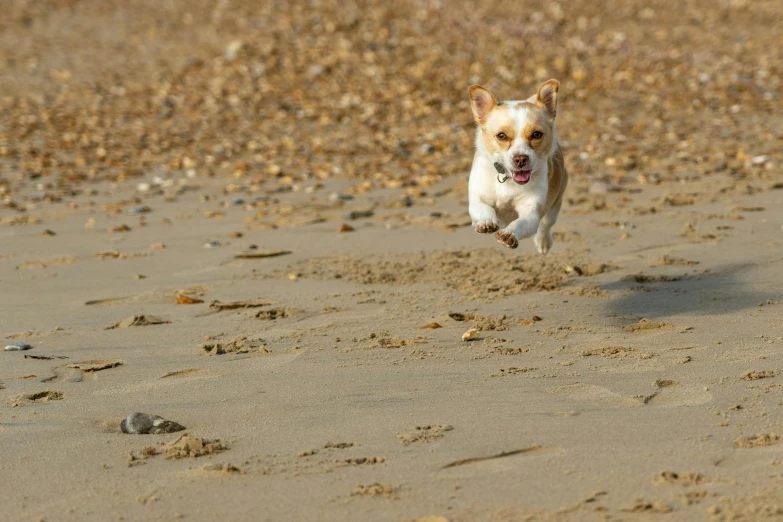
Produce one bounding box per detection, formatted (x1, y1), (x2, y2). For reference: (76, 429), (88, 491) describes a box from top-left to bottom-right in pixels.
(512, 154), (529, 168)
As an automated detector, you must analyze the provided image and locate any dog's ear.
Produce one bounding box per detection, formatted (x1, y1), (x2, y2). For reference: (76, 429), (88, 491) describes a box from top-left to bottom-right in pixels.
(536, 79), (559, 117)
(469, 85), (497, 125)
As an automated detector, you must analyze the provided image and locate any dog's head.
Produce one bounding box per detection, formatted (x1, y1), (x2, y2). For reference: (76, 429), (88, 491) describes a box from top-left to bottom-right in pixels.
(469, 80), (559, 185)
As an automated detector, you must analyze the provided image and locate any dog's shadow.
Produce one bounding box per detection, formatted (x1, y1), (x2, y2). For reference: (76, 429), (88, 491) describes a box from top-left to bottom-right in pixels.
(597, 260), (781, 319)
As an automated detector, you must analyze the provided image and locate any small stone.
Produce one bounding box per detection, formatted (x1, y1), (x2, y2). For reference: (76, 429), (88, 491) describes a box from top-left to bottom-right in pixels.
(176, 293), (204, 304)
(345, 209), (374, 220)
(5, 342), (32, 351)
(308, 64), (325, 77)
(338, 223), (354, 232)
(225, 40), (244, 61)
(120, 412), (186, 434)
(422, 322), (442, 329)
(204, 240), (221, 248)
(462, 328), (480, 341)
(751, 155), (770, 165)
(329, 192), (354, 202)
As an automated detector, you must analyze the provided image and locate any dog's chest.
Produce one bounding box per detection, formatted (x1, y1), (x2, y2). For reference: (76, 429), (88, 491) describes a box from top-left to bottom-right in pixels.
(486, 185), (521, 224)
(492, 182), (527, 210)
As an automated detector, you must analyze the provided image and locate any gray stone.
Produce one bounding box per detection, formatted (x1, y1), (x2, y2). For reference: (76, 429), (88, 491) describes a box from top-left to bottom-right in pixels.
(345, 209), (374, 220)
(120, 412), (186, 434)
(4, 342), (32, 351)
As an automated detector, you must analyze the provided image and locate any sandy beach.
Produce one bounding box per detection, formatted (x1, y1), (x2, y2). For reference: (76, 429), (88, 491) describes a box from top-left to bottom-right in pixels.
(1, 1), (782, 521)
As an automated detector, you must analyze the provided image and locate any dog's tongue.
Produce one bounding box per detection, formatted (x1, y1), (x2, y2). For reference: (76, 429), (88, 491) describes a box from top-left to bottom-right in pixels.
(513, 170), (531, 184)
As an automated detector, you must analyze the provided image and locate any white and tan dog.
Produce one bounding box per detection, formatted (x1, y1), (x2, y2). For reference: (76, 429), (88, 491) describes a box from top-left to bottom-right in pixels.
(467, 80), (568, 253)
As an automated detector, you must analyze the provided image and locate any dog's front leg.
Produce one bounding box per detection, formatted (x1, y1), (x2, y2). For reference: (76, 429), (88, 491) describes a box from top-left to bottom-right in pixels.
(496, 204), (540, 249)
(469, 200), (500, 234)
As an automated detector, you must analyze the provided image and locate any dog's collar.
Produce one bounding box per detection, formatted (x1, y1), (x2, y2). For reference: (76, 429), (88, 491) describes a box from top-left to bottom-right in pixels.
(493, 162), (509, 183)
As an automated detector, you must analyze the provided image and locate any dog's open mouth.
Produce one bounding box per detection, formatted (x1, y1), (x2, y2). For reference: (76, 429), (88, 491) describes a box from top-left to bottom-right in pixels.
(512, 170), (532, 184)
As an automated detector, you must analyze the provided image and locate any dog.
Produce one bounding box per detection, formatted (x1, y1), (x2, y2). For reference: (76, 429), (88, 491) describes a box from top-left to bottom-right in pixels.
(467, 79), (568, 254)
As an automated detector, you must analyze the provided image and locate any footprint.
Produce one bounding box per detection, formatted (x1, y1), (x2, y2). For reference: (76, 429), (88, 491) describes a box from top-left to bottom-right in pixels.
(548, 383), (643, 408)
(67, 359), (123, 372)
(40, 360), (122, 383)
(12, 390), (64, 406)
(644, 382), (713, 407)
(40, 367), (83, 383)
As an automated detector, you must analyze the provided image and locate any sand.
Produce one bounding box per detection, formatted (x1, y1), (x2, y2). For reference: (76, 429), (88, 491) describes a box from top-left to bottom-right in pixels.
(1, 1), (783, 521)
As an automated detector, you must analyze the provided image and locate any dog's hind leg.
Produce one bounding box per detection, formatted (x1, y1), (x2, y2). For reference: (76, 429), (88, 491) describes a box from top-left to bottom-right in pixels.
(534, 202), (561, 255)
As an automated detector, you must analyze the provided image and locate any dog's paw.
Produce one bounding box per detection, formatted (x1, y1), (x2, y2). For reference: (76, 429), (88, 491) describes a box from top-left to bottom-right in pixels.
(496, 230), (519, 249)
(535, 231), (553, 255)
(475, 219), (499, 234)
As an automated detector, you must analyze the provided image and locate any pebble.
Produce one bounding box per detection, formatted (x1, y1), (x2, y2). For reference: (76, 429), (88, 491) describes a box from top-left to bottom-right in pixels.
(232, 198), (245, 205)
(461, 328), (480, 342)
(204, 240), (222, 248)
(345, 209), (374, 220)
(4, 342), (32, 351)
(308, 64), (325, 77)
(120, 412), (186, 434)
(752, 155), (770, 165)
(224, 40), (244, 61)
(398, 195), (413, 207)
(329, 192), (354, 202)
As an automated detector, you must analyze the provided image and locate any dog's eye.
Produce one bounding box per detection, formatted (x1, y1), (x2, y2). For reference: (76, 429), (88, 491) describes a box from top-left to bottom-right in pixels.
(496, 133), (507, 141)
(531, 131), (543, 139)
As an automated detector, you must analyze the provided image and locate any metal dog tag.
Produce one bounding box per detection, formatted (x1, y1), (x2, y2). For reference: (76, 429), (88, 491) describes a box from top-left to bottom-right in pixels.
(493, 162), (508, 183)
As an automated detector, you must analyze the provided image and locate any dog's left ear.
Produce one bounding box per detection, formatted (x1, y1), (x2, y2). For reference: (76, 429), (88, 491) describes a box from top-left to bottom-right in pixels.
(536, 79), (559, 118)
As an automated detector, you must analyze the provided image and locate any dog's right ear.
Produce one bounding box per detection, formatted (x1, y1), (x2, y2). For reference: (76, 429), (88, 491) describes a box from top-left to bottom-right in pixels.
(469, 85), (497, 125)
